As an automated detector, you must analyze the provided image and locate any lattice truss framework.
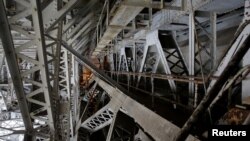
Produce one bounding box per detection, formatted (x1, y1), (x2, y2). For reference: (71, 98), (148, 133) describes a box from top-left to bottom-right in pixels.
(0, 0), (250, 140)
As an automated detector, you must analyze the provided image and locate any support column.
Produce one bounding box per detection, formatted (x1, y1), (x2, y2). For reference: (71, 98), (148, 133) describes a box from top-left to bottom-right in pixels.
(242, 1), (250, 105)
(106, 110), (118, 141)
(0, 53), (4, 73)
(0, 0), (33, 131)
(210, 12), (217, 70)
(242, 50), (250, 104)
(151, 76), (155, 109)
(132, 41), (136, 86)
(189, 12), (195, 105)
(72, 62), (79, 141)
(31, 0), (55, 132)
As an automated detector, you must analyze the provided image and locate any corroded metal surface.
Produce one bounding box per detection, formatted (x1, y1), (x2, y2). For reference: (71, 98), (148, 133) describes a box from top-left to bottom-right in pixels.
(219, 107), (250, 125)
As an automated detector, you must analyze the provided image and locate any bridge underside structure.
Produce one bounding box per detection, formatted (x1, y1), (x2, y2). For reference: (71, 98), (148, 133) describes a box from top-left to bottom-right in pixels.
(0, 0), (250, 141)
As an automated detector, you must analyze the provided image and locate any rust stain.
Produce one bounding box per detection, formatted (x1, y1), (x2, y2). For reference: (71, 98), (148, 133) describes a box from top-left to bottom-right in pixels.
(220, 108), (250, 125)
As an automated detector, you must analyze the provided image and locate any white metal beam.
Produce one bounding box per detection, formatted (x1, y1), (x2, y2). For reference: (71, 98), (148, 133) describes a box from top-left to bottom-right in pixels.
(0, 0), (33, 131)
(188, 12), (195, 100)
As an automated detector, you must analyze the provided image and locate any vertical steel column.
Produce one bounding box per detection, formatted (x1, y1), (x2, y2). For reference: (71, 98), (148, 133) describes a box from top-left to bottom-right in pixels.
(136, 44), (149, 87)
(242, 49), (250, 102)
(106, 109), (119, 141)
(0, 53), (5, 73)
(49, 1), (64, 139)
(30, 0), (55, 132)
(151, 52), (160, 109)
(118, 50), (122, 72)
(72, 57), (80, 140)
(122, 48), (130, 91)
(210, 12), (217, 70)
(188, 12), (195, 104)
(151, 76), (155, 109)
(132, 41), (136, 86)
(128, 73), (130, 91)
(242, 0), (250, 103)
(0, 0), (33, 131)
(116, 51), (119, 82)
(153, 31), (177, 92)
(52, 45), (72, 140)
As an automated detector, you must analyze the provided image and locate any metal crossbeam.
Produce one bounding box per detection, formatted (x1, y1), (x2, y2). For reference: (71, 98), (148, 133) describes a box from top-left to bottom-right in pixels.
(92, 0), (144, 56)
(163, 33), (188, 75)
(137, 30), (177, 92)
(118, 48), (129, 72)
(67, 21), (94, 45)
(0, 0), (33, 131)
(44, 1), (72, 139)
(95, 77), (198, 141)
(63, 0), (98, 33)
(43, 0), (80, 32)
(0, 0), (68, 136)
(81, 102), (115, 132)
(62, 39), (198, 140)
(121, 0), (184, 10)
(30, 0), (55, 131)
(152, 0), (211, 29)
(67, 13), (93, 39)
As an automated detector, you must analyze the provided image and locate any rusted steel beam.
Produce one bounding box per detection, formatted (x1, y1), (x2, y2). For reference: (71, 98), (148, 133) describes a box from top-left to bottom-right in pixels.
(105, 70), (219, 84)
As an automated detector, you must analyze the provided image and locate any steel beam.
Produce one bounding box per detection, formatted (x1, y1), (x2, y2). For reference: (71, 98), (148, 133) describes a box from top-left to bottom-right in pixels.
(136, 43), (149, 87)
(74, 36), (90, 52)
(188, 12), (195, 102)
(61, 40), (126, 94)
(92, 0), (144, 56)
(152, 0), (211, 30)
(71, 56), (80, 140)
(0, 53), (5, 73)
(146, 31), (177, 92)
(118, 48), (129, 72)
(105, 110), (118, 141)
(46, 0), (71, 139)
(10, 25), (35, 39)
(67, 13), (93, 39)
(175, 23), (250, 141)
(8, 9), (31, 24)
(210, 12), (217, 70)
(43, 0), (80, 32)
(207, 25), (250, 91)
(57, 47), (72, 139)
(121, 0), (182, 10)
(0, 0), (33, 131)
(242, 51), (250, 104)
(30, 0), (55, 131)
(81, 102), (117, 132)
(61, 40), (197, 140)
(63, 0), (98, 33)
(67, 21), (93, 45)
(95, 77), (197, 141)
